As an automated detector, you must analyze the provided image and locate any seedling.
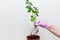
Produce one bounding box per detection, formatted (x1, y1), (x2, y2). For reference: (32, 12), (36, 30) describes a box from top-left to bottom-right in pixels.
(25, 0), (39, 35)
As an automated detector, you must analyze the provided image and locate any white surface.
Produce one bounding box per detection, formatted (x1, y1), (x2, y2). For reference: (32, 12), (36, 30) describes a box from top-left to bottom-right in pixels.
(0, 0), (60, 40)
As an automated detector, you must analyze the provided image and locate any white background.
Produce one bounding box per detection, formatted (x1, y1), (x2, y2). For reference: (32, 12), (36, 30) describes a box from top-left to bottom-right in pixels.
(0, 0), (60, 40)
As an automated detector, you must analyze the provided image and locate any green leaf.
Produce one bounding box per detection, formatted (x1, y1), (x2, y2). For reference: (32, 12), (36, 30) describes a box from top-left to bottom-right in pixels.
(33, 7), (38, 10)
(26, 6), (32, 12)
(31, 15), (36, 22)
(31, 7), (39, 16)
(36, 13), (39, 16)
(26, 1), (33, 6)
(26, 0), (29, 2)
(35, 10), (39, 16)
(26, 0), (29, 4)
(32, 9), (39, 16)
(28, 2), (33, 6)
(32, 9), (35, 13)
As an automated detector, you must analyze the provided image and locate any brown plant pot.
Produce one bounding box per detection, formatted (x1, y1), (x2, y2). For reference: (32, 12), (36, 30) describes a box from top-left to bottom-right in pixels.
(27, 35), (40, 40)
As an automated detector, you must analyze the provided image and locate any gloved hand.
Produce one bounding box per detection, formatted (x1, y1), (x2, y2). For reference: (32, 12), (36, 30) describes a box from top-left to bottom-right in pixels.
(34, 21), (52, 29)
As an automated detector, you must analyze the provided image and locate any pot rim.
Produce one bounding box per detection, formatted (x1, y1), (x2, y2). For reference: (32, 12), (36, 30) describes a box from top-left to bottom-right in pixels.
(27, 35), (40, 39)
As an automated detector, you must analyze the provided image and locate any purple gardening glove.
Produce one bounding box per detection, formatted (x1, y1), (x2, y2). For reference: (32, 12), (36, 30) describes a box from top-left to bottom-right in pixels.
(35, 21), (51, 29)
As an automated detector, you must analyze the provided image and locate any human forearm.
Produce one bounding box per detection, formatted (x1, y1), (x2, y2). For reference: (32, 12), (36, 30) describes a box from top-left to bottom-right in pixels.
(47, 25), (60, 38)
